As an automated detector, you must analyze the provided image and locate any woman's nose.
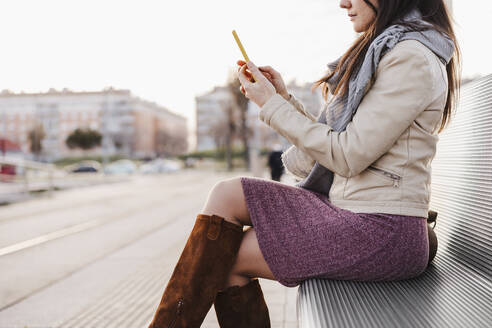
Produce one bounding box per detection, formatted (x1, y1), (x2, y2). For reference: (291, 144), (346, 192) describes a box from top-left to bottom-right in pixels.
(339, 0), (351, 9)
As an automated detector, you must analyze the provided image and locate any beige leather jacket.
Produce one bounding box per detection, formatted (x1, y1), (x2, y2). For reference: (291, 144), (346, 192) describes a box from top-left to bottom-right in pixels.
(259, 40), (448, 217)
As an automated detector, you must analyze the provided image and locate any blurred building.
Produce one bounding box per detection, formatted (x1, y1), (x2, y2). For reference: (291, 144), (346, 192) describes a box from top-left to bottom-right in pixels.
(247, 80), (323, 151)
(195, 86), (243, 152)
(286, 80), (323, 117)
(0, 88), (187, 161)
(195, 81), (323, 152)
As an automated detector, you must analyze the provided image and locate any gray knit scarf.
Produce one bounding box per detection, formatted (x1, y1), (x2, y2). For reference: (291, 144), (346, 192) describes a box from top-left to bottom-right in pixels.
(295, 9), (455, 195)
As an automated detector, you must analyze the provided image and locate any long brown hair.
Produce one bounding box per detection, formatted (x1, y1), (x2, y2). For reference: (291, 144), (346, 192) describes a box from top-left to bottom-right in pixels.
(313, 0), (461, 133)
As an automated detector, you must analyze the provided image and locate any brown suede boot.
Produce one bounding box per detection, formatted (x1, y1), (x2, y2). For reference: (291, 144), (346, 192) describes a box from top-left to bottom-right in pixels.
(214, 278), (271, 328)
(148, 214), (244, 328)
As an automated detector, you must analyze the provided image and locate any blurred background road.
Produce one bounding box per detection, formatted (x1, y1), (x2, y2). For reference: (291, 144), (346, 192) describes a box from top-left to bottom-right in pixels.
(0, 169), (298, 328)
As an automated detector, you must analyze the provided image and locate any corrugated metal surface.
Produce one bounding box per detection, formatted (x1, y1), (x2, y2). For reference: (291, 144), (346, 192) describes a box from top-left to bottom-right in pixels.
(429, 75), (492, 278)
(297, 74), (492, 328)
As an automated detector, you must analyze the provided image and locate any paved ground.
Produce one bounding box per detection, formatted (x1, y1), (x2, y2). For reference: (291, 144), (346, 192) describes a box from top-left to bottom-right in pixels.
(0, 168), (299, 328)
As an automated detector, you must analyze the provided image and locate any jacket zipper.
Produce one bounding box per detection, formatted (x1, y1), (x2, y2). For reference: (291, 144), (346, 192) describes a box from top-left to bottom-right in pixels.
(168, 299), (184, 328)
(368, 166), (402, 187)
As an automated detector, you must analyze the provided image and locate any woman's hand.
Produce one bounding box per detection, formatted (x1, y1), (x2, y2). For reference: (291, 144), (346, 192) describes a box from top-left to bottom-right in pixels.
(237, 60), (290, 101)
(237, 61), (276, 108)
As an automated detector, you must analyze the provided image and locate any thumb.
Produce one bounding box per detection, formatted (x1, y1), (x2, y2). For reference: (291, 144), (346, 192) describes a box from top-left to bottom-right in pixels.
(247, 61), (265, 82)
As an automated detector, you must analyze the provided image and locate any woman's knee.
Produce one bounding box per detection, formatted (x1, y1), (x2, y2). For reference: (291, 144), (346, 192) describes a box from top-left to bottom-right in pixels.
(206, 178), (250, 222)
(212, 177), (242, 195)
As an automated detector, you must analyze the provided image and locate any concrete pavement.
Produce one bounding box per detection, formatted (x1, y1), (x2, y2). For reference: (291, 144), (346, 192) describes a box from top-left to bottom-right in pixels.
(0, 169), (299, 328)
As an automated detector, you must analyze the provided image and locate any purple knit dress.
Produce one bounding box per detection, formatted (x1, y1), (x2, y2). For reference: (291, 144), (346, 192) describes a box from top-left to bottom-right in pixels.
(240, 176), (429, 288)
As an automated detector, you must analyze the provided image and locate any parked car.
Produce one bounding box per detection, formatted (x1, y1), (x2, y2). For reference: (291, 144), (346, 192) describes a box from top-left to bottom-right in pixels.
(184, 157), (197, 168)
(65, 160), (102, 174)
(0, 164), (16, 182)
(0, 164), (16, 176)
(139, 158), (181, 174)
(104, 159), (137, 175)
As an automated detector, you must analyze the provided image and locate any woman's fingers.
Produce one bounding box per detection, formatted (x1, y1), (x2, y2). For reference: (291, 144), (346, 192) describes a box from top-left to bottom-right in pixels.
(238, 65), (253, 87)
(238, 63), (271, 80)
(237, 63), (257, 83)
(237, 60), (276, 79)
(258, 65), (272, 72)
(238, 60), (277, 76)
(237, 64), (254, 81)
(237, 60), (276, 86)
(246, 61), (267, 83)
(242, 68), (253, 79)
(259, 66), (279, 78)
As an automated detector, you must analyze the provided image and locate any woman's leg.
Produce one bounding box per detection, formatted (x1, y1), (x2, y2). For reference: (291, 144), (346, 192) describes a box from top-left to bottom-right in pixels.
(148, 177), (276, 327)
(200, 177), (276, 287)
(200, 177), (252, 226)
(226, 227), (276, 286)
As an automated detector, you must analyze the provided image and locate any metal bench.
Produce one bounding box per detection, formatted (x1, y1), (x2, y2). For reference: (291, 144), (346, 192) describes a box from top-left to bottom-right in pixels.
(296, 74), (492, 328)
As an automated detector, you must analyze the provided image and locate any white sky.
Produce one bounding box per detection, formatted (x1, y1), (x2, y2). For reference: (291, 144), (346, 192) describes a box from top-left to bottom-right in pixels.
(0, 0), (490, 137)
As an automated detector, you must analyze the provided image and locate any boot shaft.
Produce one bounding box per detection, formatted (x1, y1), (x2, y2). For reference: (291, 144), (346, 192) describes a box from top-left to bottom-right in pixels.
(214, 279), (271, 328)
(148, 214), (244, 328)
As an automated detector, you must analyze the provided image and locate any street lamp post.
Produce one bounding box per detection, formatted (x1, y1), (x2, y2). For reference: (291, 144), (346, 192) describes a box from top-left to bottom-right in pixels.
(248, 101), (263, 178)
(1, 110), (6, 158)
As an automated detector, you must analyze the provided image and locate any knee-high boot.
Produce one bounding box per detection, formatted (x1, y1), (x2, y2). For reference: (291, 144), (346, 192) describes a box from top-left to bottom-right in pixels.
(148, 214), (244, 328)
(213, 278), (271, 328)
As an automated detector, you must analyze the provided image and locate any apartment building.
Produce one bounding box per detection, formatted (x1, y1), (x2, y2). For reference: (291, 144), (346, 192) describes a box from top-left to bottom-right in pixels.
(0, 88), (187, 160)
(195, 86), (243, 152)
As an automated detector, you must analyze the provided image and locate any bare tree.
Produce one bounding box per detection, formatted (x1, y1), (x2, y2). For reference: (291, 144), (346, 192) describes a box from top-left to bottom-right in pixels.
(219, 99), (237, 171)
(208, 117), (228, 153)
(28, 123), (45, 160)
(203, 98), (239, 171)
(155, 129), (188, 157)
(227, 68), (251, 170)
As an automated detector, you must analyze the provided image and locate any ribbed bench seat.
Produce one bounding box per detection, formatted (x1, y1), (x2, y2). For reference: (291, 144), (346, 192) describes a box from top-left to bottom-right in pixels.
(296, 75), (492, 328)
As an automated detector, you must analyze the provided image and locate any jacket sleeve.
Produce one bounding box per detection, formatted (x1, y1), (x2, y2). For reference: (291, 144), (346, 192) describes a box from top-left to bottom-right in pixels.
(287, 94), (317, 122)
(283, 93), (320, 178)
(281, 145), (316, 179)
(259, 44), (435, 178)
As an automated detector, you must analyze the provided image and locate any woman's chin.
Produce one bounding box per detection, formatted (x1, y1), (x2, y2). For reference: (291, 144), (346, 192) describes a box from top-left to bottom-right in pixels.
(352, 24), (364, 33)
(353, 25), (370, 33)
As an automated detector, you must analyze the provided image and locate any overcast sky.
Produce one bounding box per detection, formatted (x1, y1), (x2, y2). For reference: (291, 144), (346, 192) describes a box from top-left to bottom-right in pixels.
(0, 0), (490, 136)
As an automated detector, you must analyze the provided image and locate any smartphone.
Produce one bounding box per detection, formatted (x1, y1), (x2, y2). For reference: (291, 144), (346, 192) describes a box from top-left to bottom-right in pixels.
(232, 30), (256, 82)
